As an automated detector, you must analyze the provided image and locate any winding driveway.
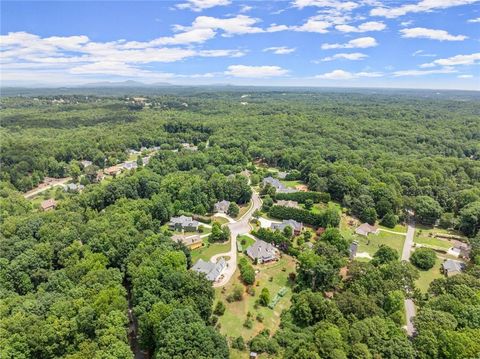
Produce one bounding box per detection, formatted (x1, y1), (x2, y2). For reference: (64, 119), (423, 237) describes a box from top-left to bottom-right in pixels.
(211, 191), (262, 287)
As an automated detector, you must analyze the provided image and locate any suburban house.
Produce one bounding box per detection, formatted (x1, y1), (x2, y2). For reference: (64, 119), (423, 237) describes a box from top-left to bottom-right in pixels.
(355, 223), (380, 236)
(171, 234), (203, 250)
(271, 219), (303, 235)
(262, 176), (297, 194)
(168, 215), (200, 232)
(349, 241), (358, 260)
(62, 183), (85, 192)
(191, 258), (226, 281)
(41, 199), (57, 211)
(276, 200), (299, 208)
(246, 240), (279, 263)
(214, 200), (230, 213)
(104, 165), (122, 176)
(80, 160), (92, 168)
(181, 143), (198, 151)
(447, 243), (471, 259)
(442, 259), (466, 277)
(123, 161), (138, 170)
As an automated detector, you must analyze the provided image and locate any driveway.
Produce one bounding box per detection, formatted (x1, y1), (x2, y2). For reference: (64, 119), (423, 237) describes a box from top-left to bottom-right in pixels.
(211, 192), (262, 287)
(23, 177), (72, 199)
(402, 221), (416, 336)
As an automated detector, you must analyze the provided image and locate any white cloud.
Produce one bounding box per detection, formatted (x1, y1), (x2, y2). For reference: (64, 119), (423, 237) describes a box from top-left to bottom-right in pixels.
(322, 36), (378, 49)
(295, 19), (332, 33)
(468, 17), (480, 22)
(400, 27), (468, 41)
(225, 65), (289, 78)
(393, 67), (457, 76)
(412, 50), (436, 57)
(176, 0), (231, 11)
(371, 0), (479, 18)
(263, 46), (296, 55)
(239, 5), (253, 13)
(320, 52), (368, 61)
(315, 69), (382, 79)
(198, 49), (246, 57)
(400, 20), (414, 27)
(420, 53), (480, 67)
(154, 28), (216, 45)
(458, 74), (473, 78)
(188, 15), (264, 36)
(336, 21), (386, 32)
(292, 0), (359, 11)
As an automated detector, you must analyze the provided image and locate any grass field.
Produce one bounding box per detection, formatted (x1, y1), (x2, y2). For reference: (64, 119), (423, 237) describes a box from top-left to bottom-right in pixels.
(356, 231), (406, 257)
(191, 239), (230, 262)
(415, 256), (444, 292)
(378, 223), (407, 233)
(216, 255), (295, 346)
(414, 235), (452, 250)
(280, 180), (303, 188)
(213, 216), (230, 225)
(237, 235), (255, 249)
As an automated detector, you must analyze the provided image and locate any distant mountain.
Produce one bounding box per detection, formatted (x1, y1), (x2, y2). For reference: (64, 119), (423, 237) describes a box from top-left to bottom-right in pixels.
(78, 80), (173, 88)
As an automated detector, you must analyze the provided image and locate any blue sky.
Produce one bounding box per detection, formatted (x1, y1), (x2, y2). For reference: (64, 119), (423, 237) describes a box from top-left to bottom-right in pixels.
(1, 0), (479, 89)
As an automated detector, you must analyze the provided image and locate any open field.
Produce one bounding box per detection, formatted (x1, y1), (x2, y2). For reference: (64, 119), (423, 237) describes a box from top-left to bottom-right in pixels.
(215, 255), (296, 344)
(378, 223), (407, 233)
(280, 180), (303, 188)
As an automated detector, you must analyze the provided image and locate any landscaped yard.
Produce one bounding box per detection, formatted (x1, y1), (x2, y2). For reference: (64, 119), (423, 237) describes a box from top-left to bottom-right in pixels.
(414, 235), (452, 250)
(356, 231), (406, 257)
(215, 255), (296, 346)
(378, 223), (407, 233)
(191, 239), (230, 262)
(280, 179), (303, 188)
(415, 256), (444, 292)
(237, 235), (255, 249)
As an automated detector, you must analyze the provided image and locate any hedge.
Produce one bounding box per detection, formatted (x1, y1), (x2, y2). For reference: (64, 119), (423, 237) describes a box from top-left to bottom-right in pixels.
(269, 205), (339, 228)
(275, 191), (330, 204)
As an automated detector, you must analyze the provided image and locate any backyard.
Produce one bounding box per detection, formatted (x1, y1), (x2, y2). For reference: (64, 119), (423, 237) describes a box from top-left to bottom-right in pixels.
(191, 238), (230, 262)
(215, 255), (296, 355)
(356, 231), (406, 258)
(415, 255), (444, 292)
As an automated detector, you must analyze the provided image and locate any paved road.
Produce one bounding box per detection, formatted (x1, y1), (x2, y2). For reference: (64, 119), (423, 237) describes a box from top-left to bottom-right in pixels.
(23, 177), (72, 199)
(402, 221), (416, 336)
(211, 192), (262, 288)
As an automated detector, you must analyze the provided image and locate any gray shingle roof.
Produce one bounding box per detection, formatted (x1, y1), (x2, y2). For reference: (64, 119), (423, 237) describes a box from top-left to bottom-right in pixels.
(191, 258), (226, 281)
(246, 240), (277, 262)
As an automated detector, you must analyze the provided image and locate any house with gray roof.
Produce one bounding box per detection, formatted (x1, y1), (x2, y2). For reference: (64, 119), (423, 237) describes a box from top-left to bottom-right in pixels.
(262, 176), (297, 194)
(191, 258), (226, 281)
(246, 240), (278, 264)
(442, 259), (466, 277)
(123, 161), (138, 170)
(168, 215), (200, 232)
(355, 223), (379, 236)
(214, 200), (230, 214)
(62, 183), (85, 192)
(271, 219), (303, 235)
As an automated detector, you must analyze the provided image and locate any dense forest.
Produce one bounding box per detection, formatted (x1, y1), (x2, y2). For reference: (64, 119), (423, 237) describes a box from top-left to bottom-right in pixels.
(1, 89), (480, 358)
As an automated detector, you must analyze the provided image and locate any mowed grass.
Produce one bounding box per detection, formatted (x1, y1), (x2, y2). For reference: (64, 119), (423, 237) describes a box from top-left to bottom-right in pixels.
(216, 255), (296, 343)
(378, 223), (407, 233)
(237, 235), (255, 249)
(415, 256), (444, 292)
(191, 239), (230, 262)
(356, 231), (406, 257)
(280, 180), (303, 188)
(236, 201), (252, 219)
(414, 235), (452, 250)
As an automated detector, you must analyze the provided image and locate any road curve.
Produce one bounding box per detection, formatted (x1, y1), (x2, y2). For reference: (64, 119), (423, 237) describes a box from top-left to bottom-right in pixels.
(211, 191), (262, 288)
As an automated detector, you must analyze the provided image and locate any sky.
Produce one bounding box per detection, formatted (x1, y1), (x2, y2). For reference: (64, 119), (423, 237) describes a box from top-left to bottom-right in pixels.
(1, 0), (479, 90)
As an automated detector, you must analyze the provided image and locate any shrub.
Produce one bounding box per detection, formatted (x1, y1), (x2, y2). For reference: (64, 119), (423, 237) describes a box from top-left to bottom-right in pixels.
(214, 301), (226, 316)
(259, 288), (271, 306)
(231, 336), (246, 351)
(238, 257), (255, 285)
(243, 318), (253, 329)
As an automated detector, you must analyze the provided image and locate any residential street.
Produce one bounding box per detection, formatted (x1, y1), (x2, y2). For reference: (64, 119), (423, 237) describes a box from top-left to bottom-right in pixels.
(211, 191), (262, 288)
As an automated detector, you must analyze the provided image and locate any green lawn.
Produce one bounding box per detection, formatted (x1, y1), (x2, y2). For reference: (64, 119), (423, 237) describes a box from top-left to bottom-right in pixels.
(216, 255), (295, 344)
(415, 256), (444, 292)
(213, 216), (230, 225)
(236, 201), (252, 220)
(356, 231), (406, 258)
(191, 239), (230, 262)
(414, 235), (452, 250)
(237, 235), (255, 249)
(378, 223), (407, 233)
(280, 180), (303, 188)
